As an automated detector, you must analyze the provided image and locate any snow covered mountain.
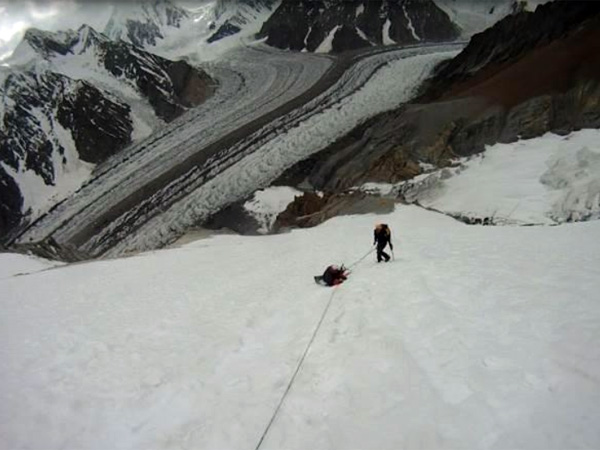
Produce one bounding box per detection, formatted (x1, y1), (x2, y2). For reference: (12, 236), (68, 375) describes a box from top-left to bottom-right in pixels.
(0, 68), (132, 238)
(9, 25), (213, 122)
(434, 0), (551, 38)
(259, 0), (461, 53)
(0, 25), (214, 240)
(207, 0), (279, 43)
(103, 0), (191, 48)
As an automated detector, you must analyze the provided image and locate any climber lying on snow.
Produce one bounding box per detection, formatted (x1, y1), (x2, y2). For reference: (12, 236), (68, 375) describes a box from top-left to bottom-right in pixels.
(314, 265), (349, 287)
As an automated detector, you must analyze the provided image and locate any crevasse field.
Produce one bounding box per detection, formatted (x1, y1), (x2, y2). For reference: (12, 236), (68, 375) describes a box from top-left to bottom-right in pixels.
(1, 130), (600, 449)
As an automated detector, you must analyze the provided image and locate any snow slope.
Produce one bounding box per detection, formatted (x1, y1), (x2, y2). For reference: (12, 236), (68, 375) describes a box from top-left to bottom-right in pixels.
(393, 129), (600, 225)
(0, 253), (62, 280)
(1, 203), (599, 449)
(243, 186), (302, 233)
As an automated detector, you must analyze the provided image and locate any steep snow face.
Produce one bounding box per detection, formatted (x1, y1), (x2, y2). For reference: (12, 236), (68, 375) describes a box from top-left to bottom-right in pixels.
(156, 0), (280, 63)
(390, 129), (600, 225)
(243, 186), (302, 233)
(103, 0), (190, 48)
(1, 204), (599, 449)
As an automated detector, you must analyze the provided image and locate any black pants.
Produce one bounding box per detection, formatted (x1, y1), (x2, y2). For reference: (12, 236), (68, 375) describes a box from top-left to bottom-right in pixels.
(377, 245), (390, 262)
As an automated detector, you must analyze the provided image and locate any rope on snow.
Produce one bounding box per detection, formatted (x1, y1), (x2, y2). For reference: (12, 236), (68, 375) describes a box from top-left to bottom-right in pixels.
(254, 285), (339, 450)
(254, 246), (374, 449)
(345, 247), (376, 271)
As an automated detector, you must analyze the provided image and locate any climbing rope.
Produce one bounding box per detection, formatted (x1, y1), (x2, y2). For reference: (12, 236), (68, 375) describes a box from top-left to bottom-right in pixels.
(345, 247), (376, 271)
(254, 246), (375, 449)
(254, 286), (339, 450)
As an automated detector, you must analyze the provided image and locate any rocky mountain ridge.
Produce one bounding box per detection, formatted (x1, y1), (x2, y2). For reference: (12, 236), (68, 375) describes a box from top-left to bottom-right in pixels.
(258, 0), (461, 53)
(422, 0), (600, 102)
(208, 0), (279, 43)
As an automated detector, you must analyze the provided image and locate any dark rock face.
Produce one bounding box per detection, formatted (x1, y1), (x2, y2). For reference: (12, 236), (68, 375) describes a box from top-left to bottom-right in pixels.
(422, 1), (600, 101)
(259, 0), (460, 53)
(272, 191), (395, 231)
(1, 70), (132, 174)
(55, 80), (134, 163)
(123, 20), (163, 48)
(203, 198), (262, 235)
(0, 166), (24, 239)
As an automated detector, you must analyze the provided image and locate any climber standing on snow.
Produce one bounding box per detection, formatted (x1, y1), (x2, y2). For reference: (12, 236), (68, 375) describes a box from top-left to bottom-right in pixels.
(373, 223), (393, 263)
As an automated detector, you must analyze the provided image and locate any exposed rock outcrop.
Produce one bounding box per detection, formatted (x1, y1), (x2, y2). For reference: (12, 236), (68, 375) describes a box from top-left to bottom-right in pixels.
(259, 0), (460, 53)
(272, 191), (395, 231)
(422, 1), (600, 101)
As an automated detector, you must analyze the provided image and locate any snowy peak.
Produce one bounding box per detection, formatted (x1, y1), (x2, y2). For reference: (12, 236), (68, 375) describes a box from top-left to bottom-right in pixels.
(17, 25), (109, 62)
(259, 0), (460, 53)
(207, 0), (279, 43)
(21, 28), (75, 57)
(213, 0), (278, 23)
(5, 24), (212, 123)
(73, 25), (110, 52)
(103, 0), (190, 48)
(433, 0), (547, 38)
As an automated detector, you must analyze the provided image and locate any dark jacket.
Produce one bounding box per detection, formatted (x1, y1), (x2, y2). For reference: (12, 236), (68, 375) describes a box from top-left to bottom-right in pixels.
(374, 224), (393, 249)
(322, 265), (348, 286)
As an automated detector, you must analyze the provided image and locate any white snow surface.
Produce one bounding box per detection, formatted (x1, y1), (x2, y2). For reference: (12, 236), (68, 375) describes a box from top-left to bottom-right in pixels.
(244, 186), (302, 233)
(394, 130), (600, 225)
(402, 4), (420, 41)
(2, 203), (600, 449)
(0, 253), (62, 280)
(315, 25), (339, 54)
(382, 19), (395, 45)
